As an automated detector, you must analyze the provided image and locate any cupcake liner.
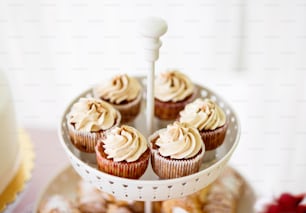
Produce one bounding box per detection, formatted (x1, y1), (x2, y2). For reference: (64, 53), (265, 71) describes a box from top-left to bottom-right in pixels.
(67, 112), (121, 153)
(93, 88), (143, 124)
(151, 149), (204, 179)
(154, 87), (199, 121)
(95, 142), (150, 179)
(199, 120), (229, 151)
(68, 123), (103, 153)
(113, 91), (142, 124)
(149, 130), (204, 179)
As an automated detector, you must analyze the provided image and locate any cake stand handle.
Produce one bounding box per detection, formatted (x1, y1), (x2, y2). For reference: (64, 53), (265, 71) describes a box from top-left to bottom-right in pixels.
(140, 17), (167, 135)
(145, 201), (152, 213)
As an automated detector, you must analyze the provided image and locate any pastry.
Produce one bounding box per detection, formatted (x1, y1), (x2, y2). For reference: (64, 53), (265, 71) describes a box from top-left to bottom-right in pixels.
(202, 168), (244, 213)
(39, 195), (80, 213)
(160, 194), (203, 213)
(93, 74), (142, 123)
(67, 97), (121, 152)
(95, 125), (150, 179)
(149, 122), (205, 179)
(157, 167), (244, 213)
(154, 70), (198, 121)
(107, 204), (133, 213)
(179, 98), (228, 151)
(77, 180), (112, 213)
(77, 179), (145, 213)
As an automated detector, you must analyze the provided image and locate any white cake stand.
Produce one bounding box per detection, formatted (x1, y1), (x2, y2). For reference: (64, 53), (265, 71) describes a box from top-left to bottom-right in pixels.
(58, 17), (241, 213)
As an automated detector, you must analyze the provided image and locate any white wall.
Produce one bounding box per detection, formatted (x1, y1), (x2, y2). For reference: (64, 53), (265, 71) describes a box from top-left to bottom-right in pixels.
(1, 0), (306, 197)
(0, 0), (243, 128)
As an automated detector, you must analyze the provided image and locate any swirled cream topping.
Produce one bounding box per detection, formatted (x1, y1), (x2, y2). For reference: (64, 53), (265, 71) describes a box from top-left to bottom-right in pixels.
(102, 125), (148, 162)
(68, 97), (119, 132)
(155, 71), (194, 102)
(179, 98), (226, 131)
(155, 122), (203, 159)
(94, 74), (141, 104)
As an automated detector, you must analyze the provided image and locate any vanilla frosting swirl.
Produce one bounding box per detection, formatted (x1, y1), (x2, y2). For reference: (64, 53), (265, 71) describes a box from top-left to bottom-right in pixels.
(179, 98), (226, 131)
(94, 74), (141, 104)
(68, 97), (119, 132)
(155, 122), (203, 159)
(155, 71), (194, 102)
(102, 125), (148, 162)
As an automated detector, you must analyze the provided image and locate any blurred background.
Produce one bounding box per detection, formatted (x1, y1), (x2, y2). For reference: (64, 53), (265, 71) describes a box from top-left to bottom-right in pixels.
(1, 0), (305, 198)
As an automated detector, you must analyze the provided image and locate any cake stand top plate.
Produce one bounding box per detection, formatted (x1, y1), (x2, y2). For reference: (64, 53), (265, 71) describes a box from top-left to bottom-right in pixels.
(59, 78), (240, 201)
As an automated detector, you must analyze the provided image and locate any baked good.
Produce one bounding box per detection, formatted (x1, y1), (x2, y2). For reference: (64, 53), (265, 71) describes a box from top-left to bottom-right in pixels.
(77, 179), (144, 213)
(95, 125), (150, 179)
(67, 97), (121, 153)
(77, 179), (144, 212)
(157, 167), (244, 213)
(77, 180), (112, 213)
(39, 195), (80, 213)
(149, 122), (205, 179)
(179, 98), (228, 151)
(160, 193), (204, 213)
(107, 204), (133, 213)
(154, 70), (198, 121)
(0, 71), (20, 195)
(93, 74), (142, 124)
(41, 179), (145, 213)
(202, 167), (244, 213)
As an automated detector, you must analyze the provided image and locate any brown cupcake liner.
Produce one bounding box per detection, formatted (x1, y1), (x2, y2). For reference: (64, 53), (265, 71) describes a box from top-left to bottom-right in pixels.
(199, 120), (229, 151)
(95, 142), (150, 179)
(93, 88), (143, 124)
(112, 91), (142, 124)
(67, 112), (121, 153)
(154, 87), (199, 121)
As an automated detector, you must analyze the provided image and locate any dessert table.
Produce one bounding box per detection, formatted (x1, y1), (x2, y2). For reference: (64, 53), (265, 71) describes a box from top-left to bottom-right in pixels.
(6, 128), (255, 213)
(6, 128), (69, 213)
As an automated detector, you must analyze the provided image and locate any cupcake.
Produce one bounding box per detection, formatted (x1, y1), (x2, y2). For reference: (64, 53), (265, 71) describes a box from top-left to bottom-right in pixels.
(154, 70), (198, 121)
(179, 98), (228, 151)
(149, 122), (205, 179)
(95, 125), (150, 179)
(93, 74), (142, 123)
(67, 97), (121, 153)
(39, 195), (80, 213)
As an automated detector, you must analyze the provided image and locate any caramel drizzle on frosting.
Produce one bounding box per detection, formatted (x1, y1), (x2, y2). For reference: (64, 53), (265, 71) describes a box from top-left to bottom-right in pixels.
(155, 71), (194, 102)
(68, 97), (118, 132)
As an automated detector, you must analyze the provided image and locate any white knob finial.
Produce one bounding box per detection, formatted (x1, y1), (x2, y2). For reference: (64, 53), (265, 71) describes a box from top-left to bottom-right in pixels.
(140, 17), (168, 62)
(140, 17), (168, 136)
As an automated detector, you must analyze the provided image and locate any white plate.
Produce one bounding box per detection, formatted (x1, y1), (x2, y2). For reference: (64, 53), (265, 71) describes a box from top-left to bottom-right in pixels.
(34, 165), (256, 213)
